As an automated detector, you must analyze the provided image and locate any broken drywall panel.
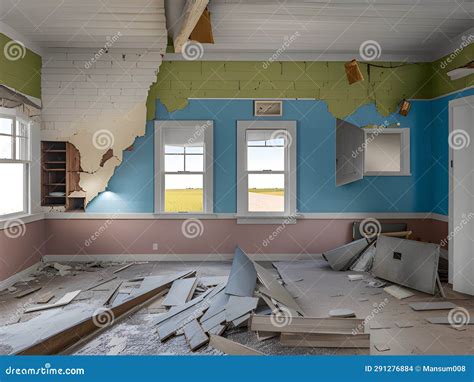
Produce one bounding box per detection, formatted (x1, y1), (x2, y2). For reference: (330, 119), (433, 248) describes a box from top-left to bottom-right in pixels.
(225, 247), (257, 297)
(250, 315), (364, 334)
(162, 278), (198, 307)
(40, 45), (166, 207)
(280, 333), (370, 348)
(408, 302), (458, 311)
(374, 236), (440, 295)
(322, 238), (370, 271)
(383, 285), (415, 300)
(224, 296), (259, 322)
(24, 290), (81, 313)
(183, 319), (209, 351)
(329, 308), (356, 318)
(209, 334), (264, 355)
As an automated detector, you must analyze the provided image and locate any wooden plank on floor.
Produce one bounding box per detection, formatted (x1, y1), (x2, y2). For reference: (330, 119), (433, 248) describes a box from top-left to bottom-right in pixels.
(162, 277), (198, 307)
(280, 333), (370, 348)
(250, 314), (364, 334)
(0, 270), (192, 355)
(183, 319), (209, 351)
(24, 290), (81, 313)
(253, 262), (305, 315)
(225, 247), (257, 297)
(209, 334), (263, 355)
(408, 302), (458, 311)
(103, 281), (123, 307)
(15, 287), (42, 299)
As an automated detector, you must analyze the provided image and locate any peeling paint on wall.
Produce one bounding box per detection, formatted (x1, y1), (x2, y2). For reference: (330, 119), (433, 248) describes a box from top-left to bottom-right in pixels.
(41, 50), (165, 207)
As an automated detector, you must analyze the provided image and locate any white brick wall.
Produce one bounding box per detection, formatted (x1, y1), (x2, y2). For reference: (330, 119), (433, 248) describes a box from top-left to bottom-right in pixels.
(41, 48), (163, 135)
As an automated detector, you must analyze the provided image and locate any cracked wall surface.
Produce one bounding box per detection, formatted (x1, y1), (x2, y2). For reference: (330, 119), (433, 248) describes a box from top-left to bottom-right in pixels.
(41, 49), (165, 207)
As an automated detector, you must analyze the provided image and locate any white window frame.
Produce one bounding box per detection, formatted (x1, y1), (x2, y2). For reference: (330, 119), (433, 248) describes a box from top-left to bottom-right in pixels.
(363, 128), (411, 176)
(0, 107), (31, 219)
(237, 121), (297, 219)
(154, 120), (213, 214)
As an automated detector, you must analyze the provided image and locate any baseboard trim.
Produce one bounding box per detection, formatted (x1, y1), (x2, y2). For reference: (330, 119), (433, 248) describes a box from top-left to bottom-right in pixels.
(0, 262), (41, 290)
(43, 253), (322, 263)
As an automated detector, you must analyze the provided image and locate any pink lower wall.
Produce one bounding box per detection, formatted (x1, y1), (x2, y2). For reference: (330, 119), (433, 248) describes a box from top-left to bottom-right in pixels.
(44, 218), (448, 257)
(0, 217), (448, 280)
(0, 219), (45, 281)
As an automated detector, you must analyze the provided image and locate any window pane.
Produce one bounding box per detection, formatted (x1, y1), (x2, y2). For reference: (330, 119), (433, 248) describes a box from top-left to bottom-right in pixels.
(0, 118), (13, 135)
(16, 137), (29, 161)
(165, 145), (184, 154)
(247, 147), (284, 171)
(364, 133), (401, 172)
(186, 146), (204, 154)
(16, 121), (28, 137)
(185, 154), (204, 172)
(0, 135), (13, 159)
(165, 154), (184, 172)
(165, 174), (203, 212)
(248, 174), (284, 212)
(0, 163), (25, 215)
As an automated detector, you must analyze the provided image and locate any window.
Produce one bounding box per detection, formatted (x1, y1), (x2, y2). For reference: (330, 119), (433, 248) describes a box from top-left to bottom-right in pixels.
(155, 121), (213, 213)
(336, 119), (410, 186)
(0, 109), (31, 218)
(237, 121), (297, 218)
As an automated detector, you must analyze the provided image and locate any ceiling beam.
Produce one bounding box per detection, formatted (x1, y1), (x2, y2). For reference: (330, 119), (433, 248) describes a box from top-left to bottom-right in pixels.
(173, 0), (209, 53)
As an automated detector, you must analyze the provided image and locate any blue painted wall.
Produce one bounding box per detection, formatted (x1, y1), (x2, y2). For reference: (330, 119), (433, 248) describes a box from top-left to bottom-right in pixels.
(87, 93), (473, 215)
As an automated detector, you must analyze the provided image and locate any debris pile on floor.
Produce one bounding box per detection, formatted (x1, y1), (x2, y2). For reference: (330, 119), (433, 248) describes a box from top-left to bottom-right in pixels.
(322, 222), (445, 297)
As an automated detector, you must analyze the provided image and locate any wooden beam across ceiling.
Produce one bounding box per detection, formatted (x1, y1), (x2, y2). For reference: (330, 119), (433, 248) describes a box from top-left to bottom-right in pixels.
(174, 0), (209, 53)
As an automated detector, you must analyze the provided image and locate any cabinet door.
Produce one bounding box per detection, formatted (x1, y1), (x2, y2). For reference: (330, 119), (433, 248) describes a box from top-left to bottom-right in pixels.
(335, 119), (364, 186)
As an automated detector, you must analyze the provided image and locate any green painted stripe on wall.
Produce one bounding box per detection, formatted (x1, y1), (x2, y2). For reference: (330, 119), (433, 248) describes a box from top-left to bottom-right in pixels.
(0, 33), (42, 99)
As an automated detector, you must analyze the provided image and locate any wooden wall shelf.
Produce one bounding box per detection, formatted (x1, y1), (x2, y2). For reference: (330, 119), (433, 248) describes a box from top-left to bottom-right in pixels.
(41, 141), (85, 211)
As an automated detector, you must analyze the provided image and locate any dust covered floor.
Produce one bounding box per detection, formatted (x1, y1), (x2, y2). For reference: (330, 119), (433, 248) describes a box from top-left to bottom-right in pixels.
(0, 259), (472, 355)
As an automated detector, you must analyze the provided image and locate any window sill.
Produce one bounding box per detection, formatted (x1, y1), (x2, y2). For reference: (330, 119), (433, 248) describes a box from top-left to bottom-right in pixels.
(364, 172), (412, 177)
(236, 215), (298, 225)
(0, 212), (45, 231)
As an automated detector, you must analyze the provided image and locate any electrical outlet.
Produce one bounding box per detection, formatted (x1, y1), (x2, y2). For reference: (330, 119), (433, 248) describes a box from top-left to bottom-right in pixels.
(152, 243), (158, 251)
